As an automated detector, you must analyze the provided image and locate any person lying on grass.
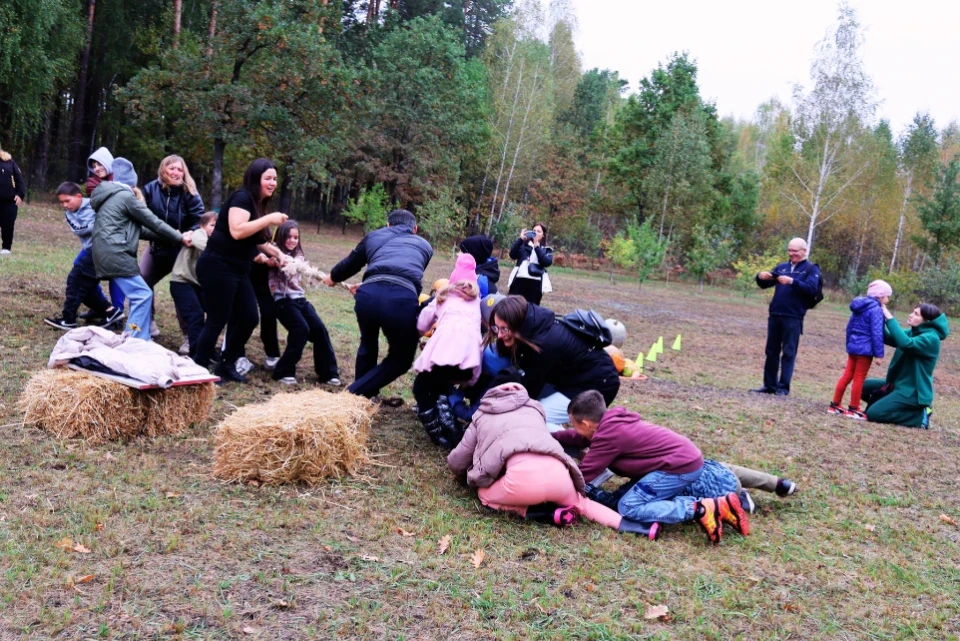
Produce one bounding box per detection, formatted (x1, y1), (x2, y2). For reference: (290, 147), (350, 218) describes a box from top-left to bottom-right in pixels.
(447, 375), (660, 538)
(552, 390), (751, 545)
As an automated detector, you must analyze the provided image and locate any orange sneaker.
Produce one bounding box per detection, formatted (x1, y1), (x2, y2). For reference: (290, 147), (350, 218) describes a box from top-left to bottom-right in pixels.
(694, 498), (722, 544)
(718, 492), (750, 536)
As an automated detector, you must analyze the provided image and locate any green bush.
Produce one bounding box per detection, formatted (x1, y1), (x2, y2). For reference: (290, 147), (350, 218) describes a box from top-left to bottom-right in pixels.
(343, 184), (389, 232)
(916, 259), (960, 313)
(732, 250), (781, 299)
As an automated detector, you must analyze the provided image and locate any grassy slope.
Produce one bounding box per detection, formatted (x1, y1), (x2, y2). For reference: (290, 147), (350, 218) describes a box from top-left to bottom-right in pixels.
(1, 204), (959, 640)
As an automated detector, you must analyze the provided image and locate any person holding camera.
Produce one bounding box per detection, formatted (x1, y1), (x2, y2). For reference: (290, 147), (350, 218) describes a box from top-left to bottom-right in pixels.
(507, 222), (553, 305)
(751, 237), (821, 396)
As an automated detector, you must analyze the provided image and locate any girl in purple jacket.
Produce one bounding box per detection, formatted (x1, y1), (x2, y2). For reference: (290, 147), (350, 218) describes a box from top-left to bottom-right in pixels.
(829, 280), (892, 419)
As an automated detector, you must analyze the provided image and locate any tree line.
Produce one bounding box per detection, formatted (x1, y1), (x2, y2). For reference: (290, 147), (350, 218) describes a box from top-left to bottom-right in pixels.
(2, 1), (959, 306)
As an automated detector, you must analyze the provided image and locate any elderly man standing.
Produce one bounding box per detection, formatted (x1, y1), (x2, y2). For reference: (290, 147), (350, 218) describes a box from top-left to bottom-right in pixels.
(752, 238), (821, 396)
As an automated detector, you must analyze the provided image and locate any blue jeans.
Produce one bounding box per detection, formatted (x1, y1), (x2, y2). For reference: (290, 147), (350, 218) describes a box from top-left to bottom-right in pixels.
(75, 248), (125, 310)
(112, 275), (153, 341)
(618, 466), (703, 524)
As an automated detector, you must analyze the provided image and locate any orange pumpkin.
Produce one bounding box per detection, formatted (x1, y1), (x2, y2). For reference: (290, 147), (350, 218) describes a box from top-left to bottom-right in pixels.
(604, 345), (626, 373)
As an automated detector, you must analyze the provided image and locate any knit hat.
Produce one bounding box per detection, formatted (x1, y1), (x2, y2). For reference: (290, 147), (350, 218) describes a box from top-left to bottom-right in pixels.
(459, 235), (493, 264)
(112, 158), (138, 188)
(480, 293), (506, 325)
(449, 253), (478, 285)
(867, 279), (893, 299)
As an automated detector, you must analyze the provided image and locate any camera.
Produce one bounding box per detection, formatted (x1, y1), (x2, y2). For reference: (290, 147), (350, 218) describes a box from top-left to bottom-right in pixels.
(524, 230), (536, 240)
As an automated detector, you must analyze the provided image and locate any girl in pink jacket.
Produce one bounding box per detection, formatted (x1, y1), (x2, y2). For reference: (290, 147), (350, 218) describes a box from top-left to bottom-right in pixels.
(414, 253), (483, 448)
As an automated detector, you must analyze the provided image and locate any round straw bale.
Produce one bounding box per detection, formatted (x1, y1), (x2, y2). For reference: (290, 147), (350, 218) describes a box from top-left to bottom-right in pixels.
(212, 390), (377, 485)
(18, 369), (215, 443)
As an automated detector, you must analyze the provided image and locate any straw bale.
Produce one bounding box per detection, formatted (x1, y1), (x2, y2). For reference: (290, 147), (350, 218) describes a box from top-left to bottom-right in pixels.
(18, 369), (215, 443)
(212, 390), (376, 485)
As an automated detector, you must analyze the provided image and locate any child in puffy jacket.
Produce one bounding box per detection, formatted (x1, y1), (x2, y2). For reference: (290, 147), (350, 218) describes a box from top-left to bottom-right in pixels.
(828, 279), (892, 420)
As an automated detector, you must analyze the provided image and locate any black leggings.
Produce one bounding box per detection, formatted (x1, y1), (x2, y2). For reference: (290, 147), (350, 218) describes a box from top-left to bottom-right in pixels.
(273, 297), (338, 380)
(508, 276), (544, 305)
(0, 201), (17, 250)
(413, 365), (473, 411)
(194, 253), (258, 368)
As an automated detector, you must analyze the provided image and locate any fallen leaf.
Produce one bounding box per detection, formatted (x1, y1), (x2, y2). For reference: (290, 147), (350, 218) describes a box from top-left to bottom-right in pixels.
(940, 514), (957, 526)
(54, 537), (74, 550)
(76, 574), (95, 584)
(747, 575), (762, 584)
(585, 583), (595, 592)
(95, 523), (105, 532)
(396, 527), (415, 537)
(271, 599), (290, 609)
(345, 535), (359, 543)
(471, 549), (485, 568)
(73, 543), (91, 554)
(644, 604), (669, 620)
(360, 554), (380, 562)
(242, 626), (257, 635)
(864, 524), (876, 532)
(438, 535), (452, 555)
(165, 492), (180, 499)
(103, 452), (115, 461)
(782, 603), (800, 613)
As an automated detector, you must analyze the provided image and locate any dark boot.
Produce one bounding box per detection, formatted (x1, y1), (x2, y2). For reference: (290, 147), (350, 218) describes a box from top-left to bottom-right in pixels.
(214, 360), (247, 384)
(618, 518), (660, 540)
(435, 396), (462, 449)
(417, 408), (451, 449)
(585, 484), (620, 511)
(524, 503), (579, 527)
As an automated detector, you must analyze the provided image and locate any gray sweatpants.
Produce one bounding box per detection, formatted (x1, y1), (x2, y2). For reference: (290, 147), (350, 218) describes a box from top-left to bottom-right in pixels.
(721, 463), (780, 493)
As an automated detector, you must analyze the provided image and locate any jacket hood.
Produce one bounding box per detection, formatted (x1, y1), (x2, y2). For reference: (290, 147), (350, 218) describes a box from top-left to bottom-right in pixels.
(850, 296), (880, 314)
(915, 313), (950, 341)
(520, 302), (556, 338)
(476, 383), (539, 416)
(87, 147), (115, 174)
(89, 180), (128, 210)
(459, 235), (494, 263)
(598, 406), (641, 430)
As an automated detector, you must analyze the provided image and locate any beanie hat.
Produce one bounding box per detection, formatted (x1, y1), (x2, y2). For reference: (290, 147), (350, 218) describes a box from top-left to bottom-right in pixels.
(480, 293), (505, 326)
(112, 158), (138, 188)
(449, 253), (478, 285)
(459, 235), (494, 264)
(867, 279), (893, 299)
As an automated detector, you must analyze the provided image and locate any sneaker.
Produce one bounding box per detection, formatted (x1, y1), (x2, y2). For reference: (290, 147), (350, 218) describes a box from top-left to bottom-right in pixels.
(718, 492), (750, 536)
(178, 338), (190, 356)
(99, 307), (124, 328)
(150, 320), (160, 337)
(921, 407), (932, 429)
(694, 498), (722, 545)
(265, 356), (280, 370)
(827, 401), (846, 415)
(235, 357), (254, 376)
(738, 489), (756, 515)
(750, 386), (776, 394)
(0, 249), (10, 255)
(213, 361), (247, 384)
(325, 377), (342, 386)
(775, 478), (797, 497)
(845, 406), (867, 420)
(553, 506), (579, 527)
(277, 377), (298, 385)
(43, 316), (78, 330)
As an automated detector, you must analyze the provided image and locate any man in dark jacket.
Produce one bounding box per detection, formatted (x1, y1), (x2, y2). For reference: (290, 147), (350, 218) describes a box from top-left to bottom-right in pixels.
(325, 209), (433, 398)
(752, 238), (821, 396)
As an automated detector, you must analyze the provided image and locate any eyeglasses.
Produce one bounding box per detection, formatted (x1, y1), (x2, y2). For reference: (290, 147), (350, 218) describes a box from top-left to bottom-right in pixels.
(491, 325), (512, 336)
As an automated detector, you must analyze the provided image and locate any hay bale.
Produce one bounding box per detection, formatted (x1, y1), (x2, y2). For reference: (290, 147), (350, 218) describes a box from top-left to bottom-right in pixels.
(212, 390), (376, 485)
(18, 369), (215, 443)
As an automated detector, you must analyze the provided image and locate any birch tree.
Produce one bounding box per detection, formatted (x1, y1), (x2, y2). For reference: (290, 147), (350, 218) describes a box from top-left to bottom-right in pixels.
(890, 113), (938, 271)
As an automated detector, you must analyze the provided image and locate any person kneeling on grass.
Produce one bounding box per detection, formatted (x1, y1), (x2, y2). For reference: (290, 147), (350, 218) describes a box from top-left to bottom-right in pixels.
(553, 390), (750, 545)
(447, 377), (659, 538)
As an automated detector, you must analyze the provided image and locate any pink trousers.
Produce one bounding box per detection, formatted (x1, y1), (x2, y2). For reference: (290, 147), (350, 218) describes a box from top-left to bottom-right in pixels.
(477, 452), (622, 530)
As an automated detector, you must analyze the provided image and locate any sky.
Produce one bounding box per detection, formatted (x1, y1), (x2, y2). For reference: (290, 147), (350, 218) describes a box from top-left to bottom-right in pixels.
(569, 0), (960, 135)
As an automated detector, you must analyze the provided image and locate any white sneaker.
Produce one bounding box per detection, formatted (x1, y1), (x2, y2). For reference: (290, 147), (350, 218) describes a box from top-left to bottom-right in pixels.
(278, 376), (298, 385)
(178, 338), (190, 356)
(235, 357), (254, 376)
(325, 377), (342, 386)
(265, 356), (280, 370)
(0, 249), (10, 255)
(150, 320), (160, 337)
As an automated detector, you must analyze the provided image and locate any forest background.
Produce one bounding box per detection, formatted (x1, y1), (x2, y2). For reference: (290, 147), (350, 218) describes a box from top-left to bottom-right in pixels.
(3, 0), (960, 308)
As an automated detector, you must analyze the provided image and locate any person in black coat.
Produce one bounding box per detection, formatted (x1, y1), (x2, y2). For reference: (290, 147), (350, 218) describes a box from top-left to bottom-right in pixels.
(507, 222), (553, 305)
(459, 235), (500, 296)
(752, 237), (822, 396)
(0, 146), (26, 254)
(324, 209), (433, 399)
(489, 296), (620, 422)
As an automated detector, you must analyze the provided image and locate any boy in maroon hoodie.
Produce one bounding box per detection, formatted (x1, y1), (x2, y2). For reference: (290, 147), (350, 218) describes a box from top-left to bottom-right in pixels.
(552, 390), (748, 544)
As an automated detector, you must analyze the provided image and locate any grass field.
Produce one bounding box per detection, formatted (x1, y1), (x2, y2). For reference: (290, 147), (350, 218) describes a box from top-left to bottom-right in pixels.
(2, 203), (960, 640)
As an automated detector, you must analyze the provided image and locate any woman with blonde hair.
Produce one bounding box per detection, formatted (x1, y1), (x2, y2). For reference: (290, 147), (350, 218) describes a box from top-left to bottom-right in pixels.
(0, 145), (26, 255)
(140, 154), (205, 343)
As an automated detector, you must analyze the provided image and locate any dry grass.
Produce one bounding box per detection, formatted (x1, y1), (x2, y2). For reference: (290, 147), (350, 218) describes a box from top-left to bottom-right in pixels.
(212, 389), (376, 485)
(18, 368), (215, 443)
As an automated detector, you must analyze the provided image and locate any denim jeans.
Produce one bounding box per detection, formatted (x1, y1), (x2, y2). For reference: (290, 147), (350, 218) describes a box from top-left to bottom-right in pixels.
(617, 465), (704, 524)
(538, 388), (571, 432)
(112, 275), (154, 341)
(75, 248), (125, 310)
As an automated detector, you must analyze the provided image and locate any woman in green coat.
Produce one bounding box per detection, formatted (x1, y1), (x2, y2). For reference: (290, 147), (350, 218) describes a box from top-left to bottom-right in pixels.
(862, 303), (949, 428)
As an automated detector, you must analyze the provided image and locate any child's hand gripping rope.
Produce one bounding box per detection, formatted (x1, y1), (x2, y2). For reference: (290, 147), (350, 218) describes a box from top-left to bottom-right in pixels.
(280, 258), (356, 294)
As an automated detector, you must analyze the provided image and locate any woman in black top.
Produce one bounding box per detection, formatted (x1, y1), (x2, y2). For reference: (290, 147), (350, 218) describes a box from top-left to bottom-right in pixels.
(193, 159), (288, 381)
(507, 222), (553, 305)
(0, 145), (26, 254)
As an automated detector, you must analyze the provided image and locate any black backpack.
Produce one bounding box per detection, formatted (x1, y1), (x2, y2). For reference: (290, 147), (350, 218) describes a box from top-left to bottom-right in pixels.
(806, 264), (824, 309)
(557, 309), (612, 348)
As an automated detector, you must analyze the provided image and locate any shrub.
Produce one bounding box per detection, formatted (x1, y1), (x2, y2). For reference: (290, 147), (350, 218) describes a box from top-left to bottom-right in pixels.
(732, 250), (781, 299)
(343, 184), (389, 232)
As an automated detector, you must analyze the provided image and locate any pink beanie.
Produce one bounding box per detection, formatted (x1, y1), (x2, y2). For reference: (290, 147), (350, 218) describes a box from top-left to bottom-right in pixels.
(867, 279), (893, 299)
(449, 253), (478, 285)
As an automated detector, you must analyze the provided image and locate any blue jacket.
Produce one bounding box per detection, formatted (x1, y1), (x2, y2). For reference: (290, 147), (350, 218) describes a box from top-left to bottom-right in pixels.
(846, 296), (885, 358)
(64, 198), (97, 252)
(330, 224), (433, 295)
(756, 259), (821, 319)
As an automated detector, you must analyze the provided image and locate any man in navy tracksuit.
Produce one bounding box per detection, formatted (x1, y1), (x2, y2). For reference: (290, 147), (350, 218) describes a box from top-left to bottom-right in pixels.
(752, 238), (821, 396)
(325, 209), (433, 399)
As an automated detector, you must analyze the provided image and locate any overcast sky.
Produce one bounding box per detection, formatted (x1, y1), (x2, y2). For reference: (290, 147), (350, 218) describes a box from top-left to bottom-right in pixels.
(569, 0), (960, 135)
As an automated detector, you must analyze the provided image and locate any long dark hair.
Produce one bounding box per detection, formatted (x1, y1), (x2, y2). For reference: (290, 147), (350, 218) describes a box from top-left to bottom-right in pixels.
(242, 158), (277, 218)
(532, 221), (548, 243)
(275, 220), (302, 258)
(484, 295), (541, 356)
(918, 303), (942, 322)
